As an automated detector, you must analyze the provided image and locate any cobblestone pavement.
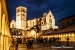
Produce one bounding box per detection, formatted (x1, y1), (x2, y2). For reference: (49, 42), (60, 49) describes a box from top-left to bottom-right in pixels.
(10, 42), (75, 50)
(10, 44), (57, 50)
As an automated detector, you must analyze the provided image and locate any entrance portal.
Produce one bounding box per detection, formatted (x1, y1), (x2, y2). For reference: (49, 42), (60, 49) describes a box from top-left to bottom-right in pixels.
(30, 30), (36, 38)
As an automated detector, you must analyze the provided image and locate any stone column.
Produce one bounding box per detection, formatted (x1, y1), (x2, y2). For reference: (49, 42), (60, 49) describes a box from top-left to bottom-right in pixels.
(0, 0), (2, 33)
(0, 34), (1, 50)
(1, 35), (4, 50)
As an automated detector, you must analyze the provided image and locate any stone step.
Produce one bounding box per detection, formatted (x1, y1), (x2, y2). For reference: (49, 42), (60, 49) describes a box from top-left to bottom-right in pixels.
(18, 48), (27, 50)
(18, 44), (27, 48)
(10, 47), (16, 50)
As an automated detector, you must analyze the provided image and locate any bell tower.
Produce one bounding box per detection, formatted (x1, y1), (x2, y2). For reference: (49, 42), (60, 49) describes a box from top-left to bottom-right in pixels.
(16, 6), (27, 29)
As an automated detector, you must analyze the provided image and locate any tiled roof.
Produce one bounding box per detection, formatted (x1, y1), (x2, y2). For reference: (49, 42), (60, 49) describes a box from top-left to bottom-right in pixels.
(58, 24), (75, 33)
(41, 24), (75, 36)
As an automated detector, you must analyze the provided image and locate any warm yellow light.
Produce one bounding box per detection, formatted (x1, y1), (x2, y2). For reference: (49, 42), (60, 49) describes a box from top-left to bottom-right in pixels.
(69, 34), (71, 36)
(51, 35), (53, 37)
(59, 35), (60, 37)
(16, 36), (17, 38)
(60, 34), (62, 37)
(18, 36), (20, 38)
(13, 36), (14, 37)
(63, 35), (65, 36)
(37, 33), (38, 35)
(23, 34), (24, 35)
(19, 33), (20, 34)
(72, 34), (74, 36)
(66, 34), (68, 37)
(56, 35), (58, 37)
(30, 30), (35, 35)
(30, 30), (36, 37)
(21, 36), (22, 37)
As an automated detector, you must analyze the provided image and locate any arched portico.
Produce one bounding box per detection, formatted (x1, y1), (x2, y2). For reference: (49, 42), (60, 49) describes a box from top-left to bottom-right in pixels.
(30, 30), (37, 38)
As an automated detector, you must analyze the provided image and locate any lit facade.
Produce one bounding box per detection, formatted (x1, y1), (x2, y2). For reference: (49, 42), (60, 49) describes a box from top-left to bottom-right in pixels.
(10, 6), (58, 38)
(16, 6), (27, 29)
(0, 0), (11, 50)
(41, 11), (58, 30)
(41, 15), (75, 42)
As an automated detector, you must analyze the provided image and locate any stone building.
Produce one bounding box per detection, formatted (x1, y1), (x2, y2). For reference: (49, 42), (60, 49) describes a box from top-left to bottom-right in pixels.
(10, 6), (58, 39)
(41, 11), (58, 30)
(0, 0), (11, 50)
(41, 15), (75, 42)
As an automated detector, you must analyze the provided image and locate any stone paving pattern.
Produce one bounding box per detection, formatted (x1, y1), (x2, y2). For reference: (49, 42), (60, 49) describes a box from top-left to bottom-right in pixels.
(10, 42), (75, 50)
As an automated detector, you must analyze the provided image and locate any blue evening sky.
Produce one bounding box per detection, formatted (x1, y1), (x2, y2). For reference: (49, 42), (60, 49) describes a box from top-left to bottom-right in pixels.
(7, 0), (75, 26)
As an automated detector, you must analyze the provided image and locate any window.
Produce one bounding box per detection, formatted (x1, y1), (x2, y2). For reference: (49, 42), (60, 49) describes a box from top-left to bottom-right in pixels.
(49, 19), (52, 23)
(22, 9), (25, 12)
(42, 22), (43, 24)
(12, 24), (14, 28)
(22, 14), (25, 16)
(50, 15), (51, 17)
(17, 9), (20, 13)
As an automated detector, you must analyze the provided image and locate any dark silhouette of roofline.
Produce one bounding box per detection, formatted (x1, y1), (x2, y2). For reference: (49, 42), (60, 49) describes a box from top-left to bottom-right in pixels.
(59, 15), (75, 21)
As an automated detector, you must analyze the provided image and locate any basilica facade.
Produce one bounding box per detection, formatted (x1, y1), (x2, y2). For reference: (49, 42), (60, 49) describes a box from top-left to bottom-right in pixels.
(10, 6), (58, 38)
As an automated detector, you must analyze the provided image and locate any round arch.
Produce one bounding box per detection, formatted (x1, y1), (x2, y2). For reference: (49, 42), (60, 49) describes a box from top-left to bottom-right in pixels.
(30, 30), (36, 38)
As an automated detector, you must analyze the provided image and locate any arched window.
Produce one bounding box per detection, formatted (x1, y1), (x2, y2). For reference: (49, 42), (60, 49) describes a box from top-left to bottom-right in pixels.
(22, 9), (25, 12)
(49, 19), (52, 23)
(12, 24), (14, 28)
(17, 9), (20, 13)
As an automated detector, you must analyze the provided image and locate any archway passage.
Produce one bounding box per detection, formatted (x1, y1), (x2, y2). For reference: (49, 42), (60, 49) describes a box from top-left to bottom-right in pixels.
(30, 30), (37, 39)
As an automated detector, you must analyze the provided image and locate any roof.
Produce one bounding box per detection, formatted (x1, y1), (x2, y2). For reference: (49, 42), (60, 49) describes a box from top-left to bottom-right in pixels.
(58, 24), (75, 33)
(59, 15), (75, 21)
(41, 24), (75, 36)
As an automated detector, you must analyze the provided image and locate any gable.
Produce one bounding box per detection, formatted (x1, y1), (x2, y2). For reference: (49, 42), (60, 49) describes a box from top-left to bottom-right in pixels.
(46, 11), (54, 19)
